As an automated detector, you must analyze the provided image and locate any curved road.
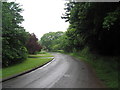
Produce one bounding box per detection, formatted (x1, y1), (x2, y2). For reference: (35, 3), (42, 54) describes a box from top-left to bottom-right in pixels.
(3, 53), (105, 88)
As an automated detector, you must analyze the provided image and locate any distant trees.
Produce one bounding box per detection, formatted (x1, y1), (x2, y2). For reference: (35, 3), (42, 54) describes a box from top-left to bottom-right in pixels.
(26, 33), (42, 54)
(40, 31), (64, 51)
(2, 2), (29, 67)
(61, 2), (120, 56)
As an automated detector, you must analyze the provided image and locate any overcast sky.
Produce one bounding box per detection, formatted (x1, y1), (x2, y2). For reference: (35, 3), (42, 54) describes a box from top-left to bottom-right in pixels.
(8, 0), (69, 39)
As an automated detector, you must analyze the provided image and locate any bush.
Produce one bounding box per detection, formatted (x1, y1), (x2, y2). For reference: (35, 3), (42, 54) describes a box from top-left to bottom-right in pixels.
(2, 46), (28, 67)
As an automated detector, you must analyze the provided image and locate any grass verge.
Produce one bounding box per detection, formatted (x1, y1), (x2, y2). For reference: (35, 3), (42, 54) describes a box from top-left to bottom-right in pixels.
(66, 48), (118, 88)
(28, 53), (53, 58)
(1, 53), (54, 79)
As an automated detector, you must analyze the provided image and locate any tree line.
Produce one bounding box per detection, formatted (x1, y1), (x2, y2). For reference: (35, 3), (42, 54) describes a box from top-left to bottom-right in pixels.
(40, 31), (64, 51)
(2, 2), (42, 67)
(41, 2), (120, 56)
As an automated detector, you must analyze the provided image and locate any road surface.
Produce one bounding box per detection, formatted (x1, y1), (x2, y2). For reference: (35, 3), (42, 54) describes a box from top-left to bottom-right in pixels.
(2, 53), (105, 88)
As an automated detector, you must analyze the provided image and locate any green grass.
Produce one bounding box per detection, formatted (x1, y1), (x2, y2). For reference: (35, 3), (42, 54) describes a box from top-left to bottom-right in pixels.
(28, 53), (53, 58)
(37, 51), (48, 54)
(1, 53), (54, 79)
(66, 48), (118, 88)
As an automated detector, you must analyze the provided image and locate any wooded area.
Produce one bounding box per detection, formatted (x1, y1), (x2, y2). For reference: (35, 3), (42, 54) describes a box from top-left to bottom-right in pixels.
(41, 2), (120, 56)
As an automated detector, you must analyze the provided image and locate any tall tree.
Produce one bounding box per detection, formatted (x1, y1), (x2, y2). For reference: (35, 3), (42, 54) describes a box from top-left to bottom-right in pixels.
(2, 2), (29, 67)
(62, 2), (120, 55)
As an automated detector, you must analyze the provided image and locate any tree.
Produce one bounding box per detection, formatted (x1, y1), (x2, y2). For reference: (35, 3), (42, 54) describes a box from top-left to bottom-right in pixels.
(26, 33), (42, 54)
(2, 2), (29, 67)
(40, 31), (64, 51)
(62, 2), (120, 55)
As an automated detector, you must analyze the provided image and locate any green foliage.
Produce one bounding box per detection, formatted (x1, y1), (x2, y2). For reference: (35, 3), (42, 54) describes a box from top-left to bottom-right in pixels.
(62, 2), (120, 55)
(40, 31), (64, 51)
(2, 2), (29, 67)
(56, 50), (64, 53)
(103, 7), (120, 30)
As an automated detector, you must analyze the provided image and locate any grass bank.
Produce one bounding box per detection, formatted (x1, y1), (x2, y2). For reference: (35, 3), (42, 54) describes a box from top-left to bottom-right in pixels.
(28, 53), (53, 58)
(67, 48), (118, 88)
(1, 52), (54, 79)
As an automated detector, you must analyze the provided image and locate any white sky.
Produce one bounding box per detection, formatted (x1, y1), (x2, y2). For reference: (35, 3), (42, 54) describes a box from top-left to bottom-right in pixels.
(8, 0), (69, 39)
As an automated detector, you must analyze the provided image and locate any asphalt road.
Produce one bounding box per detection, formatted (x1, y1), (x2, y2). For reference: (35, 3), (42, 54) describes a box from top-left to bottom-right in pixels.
(2, 53), (105, 88)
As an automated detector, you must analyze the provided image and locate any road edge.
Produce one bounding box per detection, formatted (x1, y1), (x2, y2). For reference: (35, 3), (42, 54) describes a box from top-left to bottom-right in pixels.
(70, 55), (107, 88)
(1, 57), (55, 83)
